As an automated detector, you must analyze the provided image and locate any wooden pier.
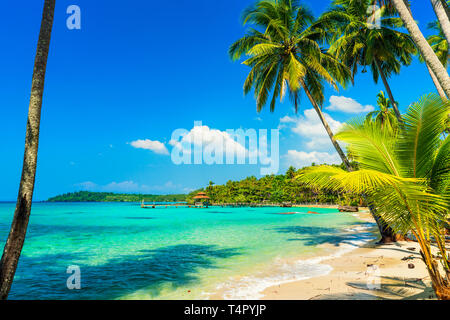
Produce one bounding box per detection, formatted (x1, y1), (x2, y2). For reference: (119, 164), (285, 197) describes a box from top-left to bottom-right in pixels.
(140, 200), (204, 208)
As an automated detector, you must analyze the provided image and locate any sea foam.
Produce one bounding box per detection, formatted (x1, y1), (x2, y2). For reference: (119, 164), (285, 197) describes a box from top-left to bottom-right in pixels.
(215, 223), (375, 300)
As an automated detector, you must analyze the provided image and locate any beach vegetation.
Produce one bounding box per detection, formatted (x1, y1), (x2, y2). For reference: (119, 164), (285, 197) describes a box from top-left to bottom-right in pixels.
(188, 164), (362, 206)
(297, 94), (450, 299)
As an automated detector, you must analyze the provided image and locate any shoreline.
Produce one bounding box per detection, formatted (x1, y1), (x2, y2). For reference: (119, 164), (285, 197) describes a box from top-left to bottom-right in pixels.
(210, 208), (436, 300)
(261, 209), (435, 300)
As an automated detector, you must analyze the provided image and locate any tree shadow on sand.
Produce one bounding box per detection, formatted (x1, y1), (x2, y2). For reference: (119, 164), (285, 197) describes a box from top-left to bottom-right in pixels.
(273, 225), (374, 247)
(9, 244), (241, 300)
(308, 276), (436, 300)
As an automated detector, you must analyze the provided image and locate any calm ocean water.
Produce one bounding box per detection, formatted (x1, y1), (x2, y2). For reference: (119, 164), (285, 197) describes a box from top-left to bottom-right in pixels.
(0, 202), (374, 300)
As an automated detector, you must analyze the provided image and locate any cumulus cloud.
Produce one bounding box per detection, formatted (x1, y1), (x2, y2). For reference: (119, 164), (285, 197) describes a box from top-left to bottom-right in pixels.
(326, 96), (374, 114)
(169, 124), (248, 156)
(130, 139), (169, 155)
(280, 108), (344, 150)
(285, 150), (341, 168)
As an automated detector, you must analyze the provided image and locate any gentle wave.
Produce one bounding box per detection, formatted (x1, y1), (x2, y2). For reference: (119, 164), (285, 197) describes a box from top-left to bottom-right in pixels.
(213, 223), (375, 300)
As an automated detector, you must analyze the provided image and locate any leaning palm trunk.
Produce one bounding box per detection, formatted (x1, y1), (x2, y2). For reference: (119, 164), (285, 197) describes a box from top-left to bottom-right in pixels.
(300, 81), (352, 171)
(300, 81), (397, 243)
(431, 0), (450, 44)
(374, 58), (402, 121)
(391, 0), (450, 97)
(0, 0), (55, 300)
(426, 63), (448, 100)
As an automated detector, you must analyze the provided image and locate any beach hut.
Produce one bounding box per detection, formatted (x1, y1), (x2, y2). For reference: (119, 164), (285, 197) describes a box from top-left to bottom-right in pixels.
(193, 192), (210, 208)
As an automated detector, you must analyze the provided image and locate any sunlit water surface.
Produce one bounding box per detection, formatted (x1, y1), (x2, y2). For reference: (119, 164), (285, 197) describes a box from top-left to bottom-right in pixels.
(0, 202), (374, 299)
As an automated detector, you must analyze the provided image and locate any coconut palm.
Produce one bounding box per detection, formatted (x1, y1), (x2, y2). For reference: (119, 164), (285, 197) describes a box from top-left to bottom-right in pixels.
(422, 20), (449, 99)
(428, 21), (449, 68)
(365, 91), (398, 130)
(318, 0), (417, 121)
(0, 0), (56, 300)
(297, 94), (450, 299)
(430, 0), (450, 45)
(229, 0), (353, 170)
(391, 0), (450, 97)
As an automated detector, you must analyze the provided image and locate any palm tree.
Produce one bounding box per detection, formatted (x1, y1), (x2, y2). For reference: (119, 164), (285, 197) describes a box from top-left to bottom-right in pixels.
(318, 0), (417, 121)
(423, 20), (449, 99)
(391, 0), (450, 97)
(365, 91), (398, 130)
(427, 21), (449, 69)
(0, 0), (56, 300)
(298, 94), (450, 299)
(229, 0), (353, 170)
(430, 0), (450, 45)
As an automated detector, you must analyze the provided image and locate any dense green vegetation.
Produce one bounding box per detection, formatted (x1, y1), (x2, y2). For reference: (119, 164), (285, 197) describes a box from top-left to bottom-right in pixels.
(47, 191), (187, 203)
(186, 164), (362, 206)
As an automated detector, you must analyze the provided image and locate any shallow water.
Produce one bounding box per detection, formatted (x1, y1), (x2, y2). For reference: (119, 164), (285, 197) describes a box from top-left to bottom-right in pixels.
(0, 202), (372, 300)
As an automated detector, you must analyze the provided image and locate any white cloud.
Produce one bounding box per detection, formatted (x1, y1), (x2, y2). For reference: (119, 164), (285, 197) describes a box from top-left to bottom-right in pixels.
(280, 115), (296, 123)
(326, 96), (374, 114)
(74, 180), (186, 193)
(130, 139), (169, 155)
(280, 108), (344, 151)
(285, 150), (341, 168)
(169, 124), (248, 156)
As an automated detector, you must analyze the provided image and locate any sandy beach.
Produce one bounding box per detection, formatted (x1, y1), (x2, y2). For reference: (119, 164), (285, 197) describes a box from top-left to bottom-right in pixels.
(209, 208), (439, 300)
(261, 209), (437, 300)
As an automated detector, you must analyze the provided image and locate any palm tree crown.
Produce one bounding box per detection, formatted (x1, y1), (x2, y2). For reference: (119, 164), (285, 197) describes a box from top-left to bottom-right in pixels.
(318, 0), (417, 119)
(365, 91), (398, 130)
(229, 0), (351, 112)
(229, 0), (354, 170)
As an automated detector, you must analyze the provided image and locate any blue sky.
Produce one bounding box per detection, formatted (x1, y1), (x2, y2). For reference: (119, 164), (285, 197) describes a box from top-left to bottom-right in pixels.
(0, 0), (442, 200)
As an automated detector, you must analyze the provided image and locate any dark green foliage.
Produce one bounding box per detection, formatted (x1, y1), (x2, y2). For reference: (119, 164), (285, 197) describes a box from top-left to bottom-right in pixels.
(187, 165), (363, 206)
(47, 191), (187, 203)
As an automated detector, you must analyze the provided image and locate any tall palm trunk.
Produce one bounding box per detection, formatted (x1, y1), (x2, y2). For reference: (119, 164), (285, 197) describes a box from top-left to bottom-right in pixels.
(391, 0), (450, 97)
(301, 81), (397, 243)
(300, 81), (352, 171)
(0, 0), (55, 300)
(374, 58), (402, 121)
(431, 0), (450, 44)
(426, 63), (448, 100)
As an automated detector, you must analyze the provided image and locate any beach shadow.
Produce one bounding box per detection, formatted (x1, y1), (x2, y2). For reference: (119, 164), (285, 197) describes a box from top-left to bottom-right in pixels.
(273, 225), (373, 247)
(9, 244), (241, 300)
(311, 276), (435, 300)
(22, 223), (154, 240)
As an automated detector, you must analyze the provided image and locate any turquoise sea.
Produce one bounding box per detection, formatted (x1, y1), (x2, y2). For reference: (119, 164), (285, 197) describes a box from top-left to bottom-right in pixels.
(0, 202), (374, 300)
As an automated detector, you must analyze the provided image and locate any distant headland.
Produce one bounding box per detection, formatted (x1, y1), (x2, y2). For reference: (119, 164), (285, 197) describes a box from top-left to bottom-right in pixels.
(46, 191), (187, 203)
